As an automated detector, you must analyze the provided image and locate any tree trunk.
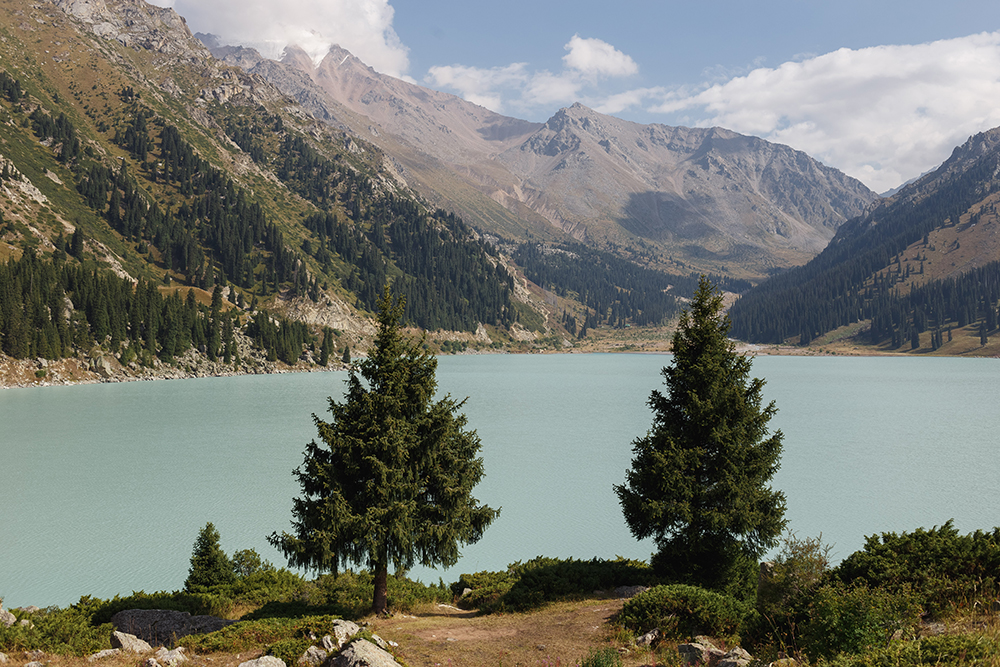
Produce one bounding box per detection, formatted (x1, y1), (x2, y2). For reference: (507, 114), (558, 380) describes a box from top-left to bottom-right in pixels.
(373, 563), (389, 615)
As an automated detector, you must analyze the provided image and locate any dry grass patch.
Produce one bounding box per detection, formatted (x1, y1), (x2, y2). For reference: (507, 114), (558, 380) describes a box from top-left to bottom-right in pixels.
(370, 598), (665, 667)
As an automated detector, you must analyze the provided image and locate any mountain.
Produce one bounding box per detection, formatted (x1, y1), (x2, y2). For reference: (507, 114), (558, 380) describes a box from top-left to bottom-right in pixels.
(729, 126), (1000, 353)
(211, 43), (880, 280)
(0, 0), (533, 374)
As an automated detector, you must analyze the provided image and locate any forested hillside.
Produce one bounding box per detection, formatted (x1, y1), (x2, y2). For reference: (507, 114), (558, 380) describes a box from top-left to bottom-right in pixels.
(0, 0), (520, 370)
(730, 127), (1000, 352)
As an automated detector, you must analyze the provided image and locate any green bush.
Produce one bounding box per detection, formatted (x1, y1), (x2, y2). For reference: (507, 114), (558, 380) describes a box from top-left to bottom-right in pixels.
(799, 583), (919, 661)
(0, 604), (111, 656)
(750, 533), (833, 653)
(614, 584), (750, 639)
(819, 633), (1000, 667)
(452, 557), (655, 613)
(580, 646), (624, 667)
(831, 520), (1000, 616)
(181, 616), (339, 653)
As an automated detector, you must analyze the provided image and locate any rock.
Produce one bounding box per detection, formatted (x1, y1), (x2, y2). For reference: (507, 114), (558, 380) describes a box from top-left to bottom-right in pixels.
(677, 641), (726, 666)
(112, 609), (238, 646)
(768, 659), (798, 667)
(111, 631), (153, 653)
(144, 659), (162, 667)
(155, 647), (187, 666)
(298, 646), (327, 666)
(88, 649), (122, 662)
(239, 657), (285, 667)
(0, 607), (14, 628)
(24, 662), (44, 667)
(324, 639), (401, 667)
(718, 647), (753, 667)
(0, 652), (7, 663)
(636, 627), (660, 647)
(17, 606), (41, 614)
(327, 620), (362, 649)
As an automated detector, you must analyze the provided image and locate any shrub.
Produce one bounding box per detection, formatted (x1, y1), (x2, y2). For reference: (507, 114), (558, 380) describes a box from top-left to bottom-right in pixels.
(799, 582), (919, 661)
(614, 584), (750, 639)
(750, 533), (832, 652)
(819, 632), (1000, 667)
(0, 604), (111, 656)
(185, 523), (236, 592)
(831, 520), (1000, 616)
(181, 616), (339, 653)
(453, 556), (655, 613)
(580, 646), (624, 667)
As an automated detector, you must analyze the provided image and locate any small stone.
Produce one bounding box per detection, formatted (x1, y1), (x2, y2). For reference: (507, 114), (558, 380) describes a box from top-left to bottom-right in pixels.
(636, 627), (661, 646)
(0, 652), (8, 663)
(88, 649), (122, 662)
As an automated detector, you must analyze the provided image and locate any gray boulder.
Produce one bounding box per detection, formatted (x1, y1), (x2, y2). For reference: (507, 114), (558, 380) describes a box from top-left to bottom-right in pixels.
(327, 620), (362, 650)
(155, 647), (187, 666)
(112, 609), (238, 646)
(0, 607), (14, 628)
(677, 641), (726, 666)
(239, 657), (286, 667)
(719, 647), (753, 667)
(111, 631), (153, 653)
(0, 652), (8, 663)
(299, 646), (328, 666)
(324, 639), (401, 667)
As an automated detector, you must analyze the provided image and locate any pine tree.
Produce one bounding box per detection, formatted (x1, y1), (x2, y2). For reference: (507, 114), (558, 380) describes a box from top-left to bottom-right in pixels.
(615, 276), (786, 599)
(269, 287), (499, 614)
(184, 522), (236, 592)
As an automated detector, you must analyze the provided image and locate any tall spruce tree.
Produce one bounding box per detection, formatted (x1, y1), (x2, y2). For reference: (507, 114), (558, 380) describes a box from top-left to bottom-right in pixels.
(615, 276), (786, 599)
(269, 287), (499, 614)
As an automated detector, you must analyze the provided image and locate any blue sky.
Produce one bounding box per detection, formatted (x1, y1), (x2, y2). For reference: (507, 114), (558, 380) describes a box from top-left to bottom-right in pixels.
(156, 0), (1000, 193)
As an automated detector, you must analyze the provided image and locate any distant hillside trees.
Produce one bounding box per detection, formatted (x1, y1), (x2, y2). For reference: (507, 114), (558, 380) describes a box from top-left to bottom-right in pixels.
(730, 149), (1000, 346)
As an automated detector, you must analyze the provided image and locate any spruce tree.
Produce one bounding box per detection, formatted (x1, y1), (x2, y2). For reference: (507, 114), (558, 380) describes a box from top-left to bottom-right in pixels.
(184, 522), (236, 592)
(615, 276), (786, 599)
(270, 287), (499, 614)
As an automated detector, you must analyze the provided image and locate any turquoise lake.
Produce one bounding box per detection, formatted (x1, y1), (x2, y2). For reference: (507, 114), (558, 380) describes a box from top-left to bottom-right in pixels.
(2, 353), (998, 608)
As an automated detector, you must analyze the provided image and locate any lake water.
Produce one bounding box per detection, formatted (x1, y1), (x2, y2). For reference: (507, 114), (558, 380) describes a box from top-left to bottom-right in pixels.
(2, 353), (998, 609)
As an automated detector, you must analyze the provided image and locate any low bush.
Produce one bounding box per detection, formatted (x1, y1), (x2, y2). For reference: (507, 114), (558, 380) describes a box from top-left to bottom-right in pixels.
(452, 556), (655, 613)
(580, 646), (624, 667)
(181, 615), (340, 654)
(799, 582), (919, 661)
(614, 584), (750, 640)
(819, 632), (1000, 667)
(831, 520), (1000, 616)
(0, 604), (111, 656)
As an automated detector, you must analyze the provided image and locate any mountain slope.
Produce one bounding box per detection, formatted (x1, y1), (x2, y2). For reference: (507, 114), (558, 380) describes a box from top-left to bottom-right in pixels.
(729, 127), (1000, 351)
(215, 42), (880, 280)
(0, 0), (527, 372)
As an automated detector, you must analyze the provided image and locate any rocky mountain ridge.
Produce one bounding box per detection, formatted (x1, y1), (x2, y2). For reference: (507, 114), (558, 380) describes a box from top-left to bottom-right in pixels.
(211, 41), (880, 279)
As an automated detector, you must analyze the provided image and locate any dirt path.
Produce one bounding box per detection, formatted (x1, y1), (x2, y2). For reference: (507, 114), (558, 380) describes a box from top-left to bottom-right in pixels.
(370, 598), (661, 667)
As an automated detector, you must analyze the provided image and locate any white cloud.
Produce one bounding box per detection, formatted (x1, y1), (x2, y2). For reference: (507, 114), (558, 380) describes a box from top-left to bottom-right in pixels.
(426, 35), (638, 115)
(645, 32), (1000, 192)
(150, 0), (410, 78)
(426, 63), (529, 112)
(562, 35), (638, 78)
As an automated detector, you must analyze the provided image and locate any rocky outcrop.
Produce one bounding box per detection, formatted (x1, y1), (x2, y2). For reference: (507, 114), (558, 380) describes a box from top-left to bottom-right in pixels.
(111, 610), (238, 647)
(0, 605), (14, 628)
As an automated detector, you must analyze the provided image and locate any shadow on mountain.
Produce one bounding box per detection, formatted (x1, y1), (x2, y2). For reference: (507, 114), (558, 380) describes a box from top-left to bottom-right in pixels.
(617, 190), (716, 242)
